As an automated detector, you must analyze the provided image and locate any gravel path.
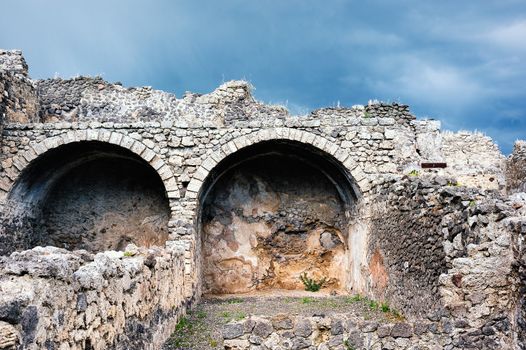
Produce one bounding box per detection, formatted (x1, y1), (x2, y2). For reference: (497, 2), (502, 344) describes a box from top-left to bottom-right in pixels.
(163, 294), (402, 350)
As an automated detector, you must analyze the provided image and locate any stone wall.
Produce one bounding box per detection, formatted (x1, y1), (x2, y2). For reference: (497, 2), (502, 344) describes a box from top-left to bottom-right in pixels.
(512, 194), (526, 349)
(441, 131), (506, 191)
(367, 176), (463, 317)
(0, 50), (39, 124)
(437, 190), (521, 349)
(367, 176), (524, 348)
(0, 242), (190, 350)
(35, 77), (291, 125)
(221, 313), (452, 350)
(507, 140), (526, 194)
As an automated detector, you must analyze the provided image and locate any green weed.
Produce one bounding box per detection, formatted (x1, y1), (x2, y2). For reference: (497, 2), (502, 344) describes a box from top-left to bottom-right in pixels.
(380, 302), (390, 313)
(300, 297), (317, 304)
(299, 273), (326, 292)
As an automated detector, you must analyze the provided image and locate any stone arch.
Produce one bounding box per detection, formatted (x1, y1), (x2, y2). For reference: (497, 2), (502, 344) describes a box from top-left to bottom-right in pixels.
(190, 127), (367, 294)
(4, 130), (179, 199)
(0, 130), (180, 255)
(185, 127), (366, 200)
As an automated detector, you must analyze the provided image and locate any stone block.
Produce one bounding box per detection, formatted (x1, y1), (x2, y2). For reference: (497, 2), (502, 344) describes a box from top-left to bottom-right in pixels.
(293, 319), (312, 337)
(391, 323), (413, 338)
(223, 323), (244, 339)
(253, 319), (273, 338)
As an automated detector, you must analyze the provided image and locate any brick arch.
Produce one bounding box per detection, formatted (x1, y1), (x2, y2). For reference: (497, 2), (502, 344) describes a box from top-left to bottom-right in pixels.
(185, 127), (366, 200)
(4, 130), (179, 199)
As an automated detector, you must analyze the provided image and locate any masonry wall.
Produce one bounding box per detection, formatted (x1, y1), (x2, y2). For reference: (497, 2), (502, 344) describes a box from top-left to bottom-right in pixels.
(367, 175), (524, 348)
(0, 50), (39, 124)
(507, 140), (526, 194)
(0, 242), (189, 350)
(221, 314), (447, 350)
(439, 192), (522, 349)
(441, 131), (506, 191)
(0, 101), (423, 251)
(367, 177), (461, 317)
(513, 207), (526, 349)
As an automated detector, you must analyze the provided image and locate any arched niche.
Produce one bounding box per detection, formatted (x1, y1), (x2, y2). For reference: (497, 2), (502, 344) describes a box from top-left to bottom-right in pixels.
(197, 139), (360, 295)
(1, 141), (171, 254)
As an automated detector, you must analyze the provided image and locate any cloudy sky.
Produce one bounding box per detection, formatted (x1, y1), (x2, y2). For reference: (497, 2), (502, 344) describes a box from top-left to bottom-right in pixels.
(1, 1), (525, 153)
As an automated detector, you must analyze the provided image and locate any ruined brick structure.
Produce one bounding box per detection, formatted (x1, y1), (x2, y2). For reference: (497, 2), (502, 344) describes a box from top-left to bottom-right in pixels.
(0, 49), (524, 349)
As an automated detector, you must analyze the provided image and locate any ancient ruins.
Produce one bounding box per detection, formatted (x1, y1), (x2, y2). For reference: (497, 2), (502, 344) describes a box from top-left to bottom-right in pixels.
(0, 49), (525, 349)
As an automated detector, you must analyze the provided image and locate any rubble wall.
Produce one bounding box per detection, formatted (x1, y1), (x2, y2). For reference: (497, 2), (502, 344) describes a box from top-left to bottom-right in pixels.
(513, 206), (526, 349)
(507, 141), (526, 194)
(441, 131), (506, 190)
(367, 177), (460, 317)
(0, 243), (190, 350)
(0, 50), (39, 124)
(221, 314), (449, 350)
(368, 176), (523, 348)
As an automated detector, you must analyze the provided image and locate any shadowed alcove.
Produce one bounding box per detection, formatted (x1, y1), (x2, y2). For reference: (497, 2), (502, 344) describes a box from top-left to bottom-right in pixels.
(198, 140), (360, 295)
(1, 141), (170, 254)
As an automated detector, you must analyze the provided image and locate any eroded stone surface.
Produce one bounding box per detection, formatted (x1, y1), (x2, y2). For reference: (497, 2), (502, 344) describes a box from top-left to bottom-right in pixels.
(0, 243), (188, 350)
(202, 154), (349, 293)
(0, 321), (19, 350)
(508, 140), (526, 194)
(41, 155), (170, 252)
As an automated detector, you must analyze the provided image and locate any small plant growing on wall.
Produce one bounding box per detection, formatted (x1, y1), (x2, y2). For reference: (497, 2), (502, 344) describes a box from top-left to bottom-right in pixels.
(300, 273), (326, 292)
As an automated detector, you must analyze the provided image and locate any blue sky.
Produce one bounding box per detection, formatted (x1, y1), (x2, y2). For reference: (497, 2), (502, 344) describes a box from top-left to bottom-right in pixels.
(1, 1), (525, 153)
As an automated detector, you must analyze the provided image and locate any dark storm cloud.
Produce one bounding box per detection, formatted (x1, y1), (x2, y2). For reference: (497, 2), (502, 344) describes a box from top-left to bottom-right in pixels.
(1, 0), (524, 152)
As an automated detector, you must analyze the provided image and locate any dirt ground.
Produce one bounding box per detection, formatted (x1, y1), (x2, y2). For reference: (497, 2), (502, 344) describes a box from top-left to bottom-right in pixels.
(163, 292), (402, 350)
